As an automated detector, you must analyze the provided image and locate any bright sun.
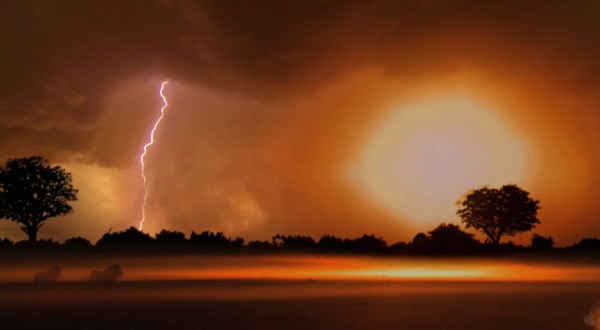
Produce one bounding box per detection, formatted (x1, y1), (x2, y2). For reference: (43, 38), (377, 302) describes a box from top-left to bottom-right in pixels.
(348, 93), (529, 226)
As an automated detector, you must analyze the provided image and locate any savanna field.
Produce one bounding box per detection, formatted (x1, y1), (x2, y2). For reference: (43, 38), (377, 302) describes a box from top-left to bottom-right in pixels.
(1, 255), (599, 329)
(3, 1), (600, 329)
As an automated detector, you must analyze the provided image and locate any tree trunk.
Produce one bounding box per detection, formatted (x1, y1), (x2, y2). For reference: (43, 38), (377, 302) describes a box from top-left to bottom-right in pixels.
(485, 233), (501, 246)
(25, 227), (38, 242)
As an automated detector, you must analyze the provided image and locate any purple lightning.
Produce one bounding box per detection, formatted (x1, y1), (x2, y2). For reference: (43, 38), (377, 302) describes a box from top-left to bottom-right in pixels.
(139, 81), (169, 231)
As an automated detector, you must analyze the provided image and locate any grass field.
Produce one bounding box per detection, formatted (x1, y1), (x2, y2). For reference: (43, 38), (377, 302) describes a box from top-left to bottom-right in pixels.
(0, 255), (598, 329)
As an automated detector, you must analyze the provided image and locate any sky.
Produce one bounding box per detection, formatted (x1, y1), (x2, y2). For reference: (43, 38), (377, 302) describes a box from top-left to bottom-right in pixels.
(1, 1), (599, 246)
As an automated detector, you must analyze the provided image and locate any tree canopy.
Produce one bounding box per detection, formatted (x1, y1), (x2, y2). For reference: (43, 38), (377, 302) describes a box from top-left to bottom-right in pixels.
(0, 156), (78, 241)
(456, 184), (540, 245)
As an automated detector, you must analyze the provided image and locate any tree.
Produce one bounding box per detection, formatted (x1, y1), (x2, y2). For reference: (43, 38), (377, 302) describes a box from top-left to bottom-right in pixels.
(272, 234), (316, 250)
(427, 223), (481, 253)
(410, 233), (432, 252)
(156, 229), (186, 242)
(96, 227), (154, 251)
(530, 234), (554, 250)
(317, 234), (346, 250)
(0, 156), (78, 241)
(64, 236), (93, 251)
(457, 184), (539, 245)
(349, 234), (387, 253)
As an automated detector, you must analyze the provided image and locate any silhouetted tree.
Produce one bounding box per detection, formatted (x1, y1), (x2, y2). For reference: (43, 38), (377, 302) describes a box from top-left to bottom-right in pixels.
(247, 240), (273, 252)
(530, 234), (554, 251)
(156, 230), (186, 242)
(155, 230), (188, 250)
(568, 238), (600, 250)
(0, 156), (78, 241)
(318, 234), (389, 254)
(64, 236), (92, 250)
(457, 185), (540, 245)
(14, 238), (61, 253)
(272, 235), (316, 250)
(317, 235), (346, 251)
(96, 227), (154, 250)
(388, 241), (409, 254)
(411, 233), (432, 252)
(0, 238), (13, 249)
(349, 234), (387, 253)
(428, 223), (481, 253)
(190, 231), (244, 251)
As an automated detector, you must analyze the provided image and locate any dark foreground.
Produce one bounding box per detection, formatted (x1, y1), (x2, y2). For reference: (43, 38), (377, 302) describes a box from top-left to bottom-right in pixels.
(0, 280), (598, 330)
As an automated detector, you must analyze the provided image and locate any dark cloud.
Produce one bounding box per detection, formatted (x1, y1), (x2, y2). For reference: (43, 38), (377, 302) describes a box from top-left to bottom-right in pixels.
(3, 1), (600, 116)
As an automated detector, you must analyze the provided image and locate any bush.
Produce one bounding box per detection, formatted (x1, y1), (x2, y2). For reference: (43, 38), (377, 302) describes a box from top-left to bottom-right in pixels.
(64, 236), (93, 250)
(530, 234), (554, 250)
(96, 227), (154, 251)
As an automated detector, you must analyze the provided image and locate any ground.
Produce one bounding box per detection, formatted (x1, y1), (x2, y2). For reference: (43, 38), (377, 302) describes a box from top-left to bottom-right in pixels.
(0, 255), (598, 329)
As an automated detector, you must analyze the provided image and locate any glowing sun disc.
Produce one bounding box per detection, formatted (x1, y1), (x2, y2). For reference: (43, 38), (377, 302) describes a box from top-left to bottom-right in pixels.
(348, 93), (528, 226)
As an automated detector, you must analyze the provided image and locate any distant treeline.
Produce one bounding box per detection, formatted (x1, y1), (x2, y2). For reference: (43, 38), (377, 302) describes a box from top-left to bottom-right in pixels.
(1, 223), (600, 255)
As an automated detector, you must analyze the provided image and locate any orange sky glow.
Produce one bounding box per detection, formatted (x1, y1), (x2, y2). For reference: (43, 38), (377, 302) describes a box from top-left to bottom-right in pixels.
(1, 2), (599, 246)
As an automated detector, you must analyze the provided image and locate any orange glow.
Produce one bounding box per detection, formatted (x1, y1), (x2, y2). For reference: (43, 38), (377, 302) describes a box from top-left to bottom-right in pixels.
(348, 92), (529, 226)
(2, 256), (598, 283)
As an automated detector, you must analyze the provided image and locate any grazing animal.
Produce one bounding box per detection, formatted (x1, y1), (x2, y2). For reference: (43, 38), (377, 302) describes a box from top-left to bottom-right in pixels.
(90, 265), (124, 283)
(34, 266), (61, 284)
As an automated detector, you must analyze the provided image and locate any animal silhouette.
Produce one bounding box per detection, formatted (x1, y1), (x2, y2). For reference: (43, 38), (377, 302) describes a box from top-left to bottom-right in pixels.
(34, 266), (61, 284)
(90, 265), (124, 283)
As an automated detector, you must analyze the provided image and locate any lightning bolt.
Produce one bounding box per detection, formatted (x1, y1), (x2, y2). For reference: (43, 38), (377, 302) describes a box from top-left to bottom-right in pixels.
(139, 81), (169, 231)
